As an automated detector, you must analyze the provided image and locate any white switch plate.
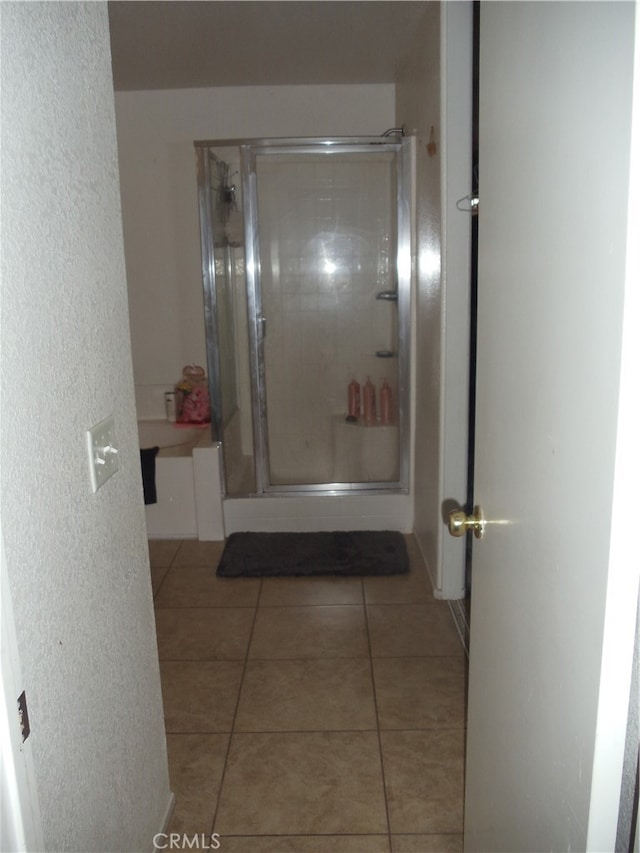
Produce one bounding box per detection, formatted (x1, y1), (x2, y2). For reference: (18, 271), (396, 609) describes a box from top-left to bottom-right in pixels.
(86, 415), (119, 493)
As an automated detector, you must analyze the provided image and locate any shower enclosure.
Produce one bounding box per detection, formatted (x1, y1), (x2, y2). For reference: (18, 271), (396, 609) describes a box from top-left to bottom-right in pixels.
(196, 137), (411, 497)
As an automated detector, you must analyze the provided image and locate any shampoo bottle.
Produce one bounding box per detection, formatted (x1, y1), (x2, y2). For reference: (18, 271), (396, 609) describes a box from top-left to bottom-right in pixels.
(380, 379), (393, 425)
(363, 377), (377, 424)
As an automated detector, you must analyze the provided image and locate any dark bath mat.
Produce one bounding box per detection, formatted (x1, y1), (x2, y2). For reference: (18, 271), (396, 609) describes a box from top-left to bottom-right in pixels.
(216, 531), (409, 578)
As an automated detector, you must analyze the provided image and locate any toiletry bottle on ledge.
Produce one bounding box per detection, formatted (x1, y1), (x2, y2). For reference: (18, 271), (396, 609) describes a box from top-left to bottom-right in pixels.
(176, 365), (211, 424)
(363, 377), (377, 424)
(164, 391), (177, 423)
(348, 378), (361, 419)
(380, 379), (393, 425)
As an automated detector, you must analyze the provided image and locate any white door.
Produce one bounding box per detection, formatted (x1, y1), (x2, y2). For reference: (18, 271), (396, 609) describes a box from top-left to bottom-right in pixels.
(464, 3), (639, 851)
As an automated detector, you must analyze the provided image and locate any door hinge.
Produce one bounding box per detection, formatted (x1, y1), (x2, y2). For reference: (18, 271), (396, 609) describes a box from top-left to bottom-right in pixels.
(17, 690), (30, 742)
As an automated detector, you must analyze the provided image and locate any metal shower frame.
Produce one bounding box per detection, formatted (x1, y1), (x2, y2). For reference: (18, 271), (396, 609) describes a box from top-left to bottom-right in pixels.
(195, 135), (412, 496)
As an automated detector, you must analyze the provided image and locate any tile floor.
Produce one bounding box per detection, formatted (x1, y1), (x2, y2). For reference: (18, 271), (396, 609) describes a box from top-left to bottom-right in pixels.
(150, 535), (466, 853)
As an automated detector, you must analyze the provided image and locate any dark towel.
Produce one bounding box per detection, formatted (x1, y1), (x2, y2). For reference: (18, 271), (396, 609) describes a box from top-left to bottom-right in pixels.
(140, 447), (159, 505)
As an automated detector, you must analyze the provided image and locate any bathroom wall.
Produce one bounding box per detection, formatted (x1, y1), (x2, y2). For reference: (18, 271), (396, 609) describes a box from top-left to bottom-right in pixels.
(1, 4), (171, 849)
(396, 2), (472, 598)
(114, 84), (395, 420)
(396, 3), (443, 583)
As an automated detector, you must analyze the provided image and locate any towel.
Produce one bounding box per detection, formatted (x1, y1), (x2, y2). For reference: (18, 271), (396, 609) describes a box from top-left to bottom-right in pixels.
(140, 447), (159, 505)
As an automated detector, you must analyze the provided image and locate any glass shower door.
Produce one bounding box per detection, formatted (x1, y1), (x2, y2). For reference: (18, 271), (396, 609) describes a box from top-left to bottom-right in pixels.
(244, 139), (410, 492)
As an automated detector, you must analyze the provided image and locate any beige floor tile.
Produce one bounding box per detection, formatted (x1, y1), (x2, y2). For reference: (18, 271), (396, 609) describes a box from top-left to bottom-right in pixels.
(235, 659), (377, 731)
(173, 539), (226, 568)
(249, 605), (369, 659)
(215, 732), (388, 835)
(148, 539), (182, 568)
(363, 566), (434, 605)
(219, 836), (391, 852)
(381, 730), (464, 834)
(373, 657), (466, 730)
(155, 608), (255, 660)
(160, 661), (244, 732)
(154, 567), (261, 608)
(367, 604), (464, 657)
(391, 835), (463, 852)
(260, 576), (364, 606)
(166, 733), (229, 834)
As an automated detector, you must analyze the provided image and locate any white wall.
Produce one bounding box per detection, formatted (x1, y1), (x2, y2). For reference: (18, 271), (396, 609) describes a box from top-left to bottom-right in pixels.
(0, 5), (171, 850)
(114, 84), (395, 420)
(438, 3), (473, 599)
(396, 4), (443, 582)
(396, 3), (473, 599)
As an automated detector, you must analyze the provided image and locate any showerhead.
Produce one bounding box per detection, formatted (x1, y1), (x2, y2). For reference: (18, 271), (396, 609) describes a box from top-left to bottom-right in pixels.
(381, 126), (406, 137)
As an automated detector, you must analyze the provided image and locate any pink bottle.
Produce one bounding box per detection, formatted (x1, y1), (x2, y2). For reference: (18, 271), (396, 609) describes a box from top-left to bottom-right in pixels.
(348, 378), (361, 418)
(363, 377), (377, 424)
(380, 379), (393, 425)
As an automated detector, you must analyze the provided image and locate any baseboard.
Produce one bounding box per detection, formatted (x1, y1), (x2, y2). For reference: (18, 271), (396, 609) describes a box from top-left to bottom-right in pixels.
(151, 792), (176, 852)
(448, 598), (470, 656)
(222, 494), (413, 534)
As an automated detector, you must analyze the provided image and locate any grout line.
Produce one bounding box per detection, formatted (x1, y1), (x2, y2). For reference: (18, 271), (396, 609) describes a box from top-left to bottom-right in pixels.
(152, 566), (172, 601)
(208, 576), (263, 837)
(365, 600), (452, 607)
(170, 540), (185, 567)
(155, 602), (365, 609)
(362, 578), (394, 849)
(157, 652), (466, 662)
(157, 655), (371, 662)
(150, 538), (184, 599)
(154, 602), (259, 609)
(212, 833), (394, 845)
(165, 725), (466, 735)
(246, 601), (365, 608)
(191, 727), (382, 735)
(157, 652), (465, 662)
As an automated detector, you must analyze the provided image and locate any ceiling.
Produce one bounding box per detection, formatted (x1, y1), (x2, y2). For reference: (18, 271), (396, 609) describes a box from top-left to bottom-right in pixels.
(108, 1), (431, 91)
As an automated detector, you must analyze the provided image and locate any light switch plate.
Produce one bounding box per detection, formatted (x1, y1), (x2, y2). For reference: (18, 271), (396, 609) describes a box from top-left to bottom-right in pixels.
(86, 415), (119, 493)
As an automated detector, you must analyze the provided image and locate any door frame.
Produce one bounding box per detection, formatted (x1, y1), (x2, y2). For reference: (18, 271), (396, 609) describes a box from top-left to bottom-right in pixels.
(438, 0), (474, 604)
(586, 2), (640, 845)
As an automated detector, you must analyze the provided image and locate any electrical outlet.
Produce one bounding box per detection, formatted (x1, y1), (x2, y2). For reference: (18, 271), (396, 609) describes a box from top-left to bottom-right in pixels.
(86, 415), (119, 493)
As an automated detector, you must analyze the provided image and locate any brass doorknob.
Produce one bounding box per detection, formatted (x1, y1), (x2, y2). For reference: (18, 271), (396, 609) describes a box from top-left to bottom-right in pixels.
(448, 505), (485, 539)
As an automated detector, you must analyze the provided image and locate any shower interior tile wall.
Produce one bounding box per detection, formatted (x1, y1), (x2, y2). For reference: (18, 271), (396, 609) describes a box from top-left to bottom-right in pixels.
(259, 155), (398, 484)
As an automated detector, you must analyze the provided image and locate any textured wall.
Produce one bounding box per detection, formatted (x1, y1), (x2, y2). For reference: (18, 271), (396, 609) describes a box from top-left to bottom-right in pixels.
(0, 4), (171, 850)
